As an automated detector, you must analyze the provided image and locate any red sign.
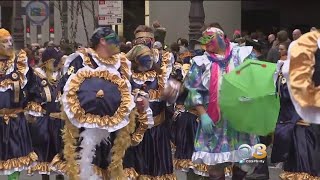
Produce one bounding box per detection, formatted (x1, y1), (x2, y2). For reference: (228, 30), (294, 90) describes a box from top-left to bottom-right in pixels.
(99, 1), (105, 5)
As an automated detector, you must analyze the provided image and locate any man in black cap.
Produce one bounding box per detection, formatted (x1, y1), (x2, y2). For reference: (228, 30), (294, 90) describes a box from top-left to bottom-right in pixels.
(246, 38), (267, 61)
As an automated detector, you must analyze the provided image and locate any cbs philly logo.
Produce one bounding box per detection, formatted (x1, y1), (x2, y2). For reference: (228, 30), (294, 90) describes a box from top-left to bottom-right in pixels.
(237, 144), (267, 164)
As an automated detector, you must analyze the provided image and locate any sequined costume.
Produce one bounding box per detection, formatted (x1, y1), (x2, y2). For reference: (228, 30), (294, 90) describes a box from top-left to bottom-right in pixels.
(272, 32), (320, 180)
(0, 29), (38, 177)
(184, 27), (257, 179)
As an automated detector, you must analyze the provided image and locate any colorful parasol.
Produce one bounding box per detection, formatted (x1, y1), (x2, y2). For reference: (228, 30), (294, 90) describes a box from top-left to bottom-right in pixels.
(219, 60), (280, 136)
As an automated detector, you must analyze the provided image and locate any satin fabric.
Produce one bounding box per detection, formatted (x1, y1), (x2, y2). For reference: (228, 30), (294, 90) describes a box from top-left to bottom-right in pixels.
(29, 116), (64, 163)
(283, 124), (320, 177)
(78, 77), (121, 117)
(289, 31), (320, 108)
(0, 114), (34, 161)
(171, 112), (198, 161)
(271, 67), (301, 163)
(124, 119), (173, 177)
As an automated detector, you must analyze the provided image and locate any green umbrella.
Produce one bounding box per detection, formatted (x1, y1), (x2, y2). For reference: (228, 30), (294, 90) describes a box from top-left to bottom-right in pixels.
(219, 60), (280, 136)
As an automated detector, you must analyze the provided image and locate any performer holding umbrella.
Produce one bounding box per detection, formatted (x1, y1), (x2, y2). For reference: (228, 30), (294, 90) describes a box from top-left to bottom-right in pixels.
(184, 27), (257, 180)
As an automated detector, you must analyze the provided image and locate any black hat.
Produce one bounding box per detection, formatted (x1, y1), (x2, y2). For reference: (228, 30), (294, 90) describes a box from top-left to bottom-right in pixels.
(62, 66), (134, 131)
(245, 38), (262, 51)
(42, 46), (64, 67)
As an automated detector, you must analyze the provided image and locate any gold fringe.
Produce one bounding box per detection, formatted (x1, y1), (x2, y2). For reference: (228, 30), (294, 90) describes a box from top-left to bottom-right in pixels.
(62, 117), (80, 180)
(27, 162), (50, 175)
(280, 171), (320, 180)
(173, 159), (208, 174)
(0, 152), (38, 171)
(107, 108), (137, 180)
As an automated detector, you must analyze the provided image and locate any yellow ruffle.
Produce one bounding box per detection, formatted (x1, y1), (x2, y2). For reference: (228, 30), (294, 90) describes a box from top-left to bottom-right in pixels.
(289, 31), (320, 107)
(50, 154), (67, 174)
(25, 101), (43, 113)
(131, 110), (148, 145)
(132, 70), (157, 82)
(65, 69), (131, 127)
(148, 52), (170, 101)
(119, 53), (131, 80)
(0, 152), (38, 171)
(173, 159), (208, 174)
(88, 48), (119, 65)
(139, 173), (177, 180)
(280, 171), (320, 180)
(27, 162), (50, 174)
(124, 168), (176, 180)
(0, 50), (28, 90)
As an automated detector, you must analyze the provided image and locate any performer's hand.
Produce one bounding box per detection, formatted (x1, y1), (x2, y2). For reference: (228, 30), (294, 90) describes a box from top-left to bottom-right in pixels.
(200, 113), (214, 134)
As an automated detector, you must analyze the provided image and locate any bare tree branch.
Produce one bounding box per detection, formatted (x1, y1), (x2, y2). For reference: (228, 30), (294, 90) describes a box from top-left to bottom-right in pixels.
(80, 0), (89, 45)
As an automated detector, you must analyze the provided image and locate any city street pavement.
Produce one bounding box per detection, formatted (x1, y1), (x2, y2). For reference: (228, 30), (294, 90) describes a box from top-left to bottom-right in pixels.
(0, 168), (282, 180)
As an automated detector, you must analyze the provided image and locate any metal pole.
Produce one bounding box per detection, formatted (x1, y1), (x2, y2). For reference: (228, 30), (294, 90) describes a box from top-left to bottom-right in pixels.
(12, 1), (25, 50)
(188, 0), (205, 50)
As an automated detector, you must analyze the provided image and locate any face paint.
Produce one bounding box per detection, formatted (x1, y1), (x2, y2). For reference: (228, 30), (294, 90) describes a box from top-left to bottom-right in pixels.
(137, 55), (154, 72)
(104, 33), (120, 55)
(0, 36), (14, 57)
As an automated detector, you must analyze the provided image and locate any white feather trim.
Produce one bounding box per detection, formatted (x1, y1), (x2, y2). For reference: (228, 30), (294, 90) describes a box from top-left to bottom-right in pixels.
(78, 128), (110, 180)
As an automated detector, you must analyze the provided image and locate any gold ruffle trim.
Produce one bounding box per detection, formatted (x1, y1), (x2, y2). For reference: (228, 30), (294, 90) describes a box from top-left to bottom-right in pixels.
(119, 53), (131, 80)
(0, 152), (38, 171)
(124, 168), (176, 180)
(289, 31), (320, 107)
(131, 110), (148, 146)
(50, 154), (67, 174)
(132, 70), (157, 82)
(25, 101), (43, 113)
(148, 52), (170, 101)
(173, 159), (208, 174)
(27, 162), (50, 174)
(0, 50), (28, 90)
(65, 69), (131, 127)
(88, 48), (119, 65)
(280, 171), (320, 180)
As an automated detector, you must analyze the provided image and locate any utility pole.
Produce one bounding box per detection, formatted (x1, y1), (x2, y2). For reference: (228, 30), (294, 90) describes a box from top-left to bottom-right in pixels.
(188, 0), (205, 50)
(12, 1), (25, 50)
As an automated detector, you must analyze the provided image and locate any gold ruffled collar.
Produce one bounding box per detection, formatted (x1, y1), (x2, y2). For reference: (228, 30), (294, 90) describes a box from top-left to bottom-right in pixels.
(88, 48), (119, 65)
(132, 70), (157, 82)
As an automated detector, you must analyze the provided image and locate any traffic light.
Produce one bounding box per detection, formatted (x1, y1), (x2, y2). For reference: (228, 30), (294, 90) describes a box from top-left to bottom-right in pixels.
(26, 27), (30, 33)
(49, 27), (54, 33)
